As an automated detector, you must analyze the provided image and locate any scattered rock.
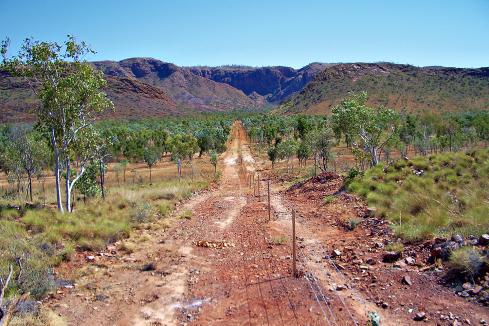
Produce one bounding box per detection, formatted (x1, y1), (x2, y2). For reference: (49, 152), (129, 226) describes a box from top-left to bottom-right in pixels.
(332, 249), (342, 258)
(414, 312), (426, 321)
(382, 251), (401, 263)
(462, 282), (473, 290)
(479, 234), (489, 246)
(366, 258), (377, 265)
(86, 255), (96, 262)
(470, 286), (483, 295)
(452, 234), (464, 244)
(335, 284), (346, 291)
(402, 275), (413, 286)
(374, 242), (384, 249)
(141, 262), (156, 271)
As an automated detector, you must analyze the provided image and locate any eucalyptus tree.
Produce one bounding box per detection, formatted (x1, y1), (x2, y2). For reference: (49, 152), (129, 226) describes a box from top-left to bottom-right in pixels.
(9, 127), (50, 202)
(143, 146), (160, 184)
(276, 138), (299, 171)
(332, 92), (399, 166)
(167, 134), (199, 178)
(2, 36), (113, 212)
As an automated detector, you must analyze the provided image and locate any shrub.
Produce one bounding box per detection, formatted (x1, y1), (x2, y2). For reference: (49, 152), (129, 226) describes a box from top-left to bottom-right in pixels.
(385, 242), (404, 253)
(323, 195), (335, 204)
(179, 210), (192, 220)
(131, 203), (154, 223)
(346, 217), (362, 230)
(271, 235), (288, 245)
(448, 247), (487, 281)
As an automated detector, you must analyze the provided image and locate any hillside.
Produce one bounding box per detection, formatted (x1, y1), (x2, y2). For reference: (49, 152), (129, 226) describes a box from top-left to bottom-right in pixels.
(93, 58), (265, 111)
(277, 63), (489, 114)
(3, 61), (489, 123)
(0, 71), (182, 123)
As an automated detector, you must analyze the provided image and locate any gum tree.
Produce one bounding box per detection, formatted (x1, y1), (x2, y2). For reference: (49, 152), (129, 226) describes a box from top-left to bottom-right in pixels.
(332, 93), (399, 166)
(2, 36), (113, 212)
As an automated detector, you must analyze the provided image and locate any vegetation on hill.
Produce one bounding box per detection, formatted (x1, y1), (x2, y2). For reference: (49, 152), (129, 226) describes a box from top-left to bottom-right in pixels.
(278, 63), (489, 114)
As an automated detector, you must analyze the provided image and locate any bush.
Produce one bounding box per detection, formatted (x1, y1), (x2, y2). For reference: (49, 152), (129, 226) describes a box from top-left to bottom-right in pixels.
(271, 235), (287, 245)
(323, 195), (335, 204)
(131, 203), (154, 223)
(385, 242), (404, 253)
(448, 247), (487, 280)
(179, 210), (192, 220)
(346, 217), (362, 230)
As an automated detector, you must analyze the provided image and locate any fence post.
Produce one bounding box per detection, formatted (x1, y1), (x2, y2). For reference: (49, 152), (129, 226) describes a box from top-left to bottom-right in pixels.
(268, 180), (271, 221)
(292, 209), (297, 277)
(257, 173), (260, 201)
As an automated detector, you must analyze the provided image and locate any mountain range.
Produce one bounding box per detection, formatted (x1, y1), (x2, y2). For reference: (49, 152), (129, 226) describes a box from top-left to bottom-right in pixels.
(1, 59), (488, 123)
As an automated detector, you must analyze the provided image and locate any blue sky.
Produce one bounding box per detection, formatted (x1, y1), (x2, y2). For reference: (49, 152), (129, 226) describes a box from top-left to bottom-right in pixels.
(1, 0), (488, 68)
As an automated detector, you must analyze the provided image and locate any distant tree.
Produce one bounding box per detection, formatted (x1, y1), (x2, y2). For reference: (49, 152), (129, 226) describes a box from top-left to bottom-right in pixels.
(297, 140), (312, 167)
(11, 127), (50, 202)
(267, 146), (278, 169)
(308, 127), (336, 172)
(119, 159), (129, 182)
(143, 146), (160, 184)
(167, 134), (199, 178)
(276, 138), (299, 171)
(210, 150), (218, 175)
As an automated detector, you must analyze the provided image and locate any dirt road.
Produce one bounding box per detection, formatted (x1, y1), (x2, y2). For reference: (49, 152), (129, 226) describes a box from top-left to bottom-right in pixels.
(49, 121), (487, 325)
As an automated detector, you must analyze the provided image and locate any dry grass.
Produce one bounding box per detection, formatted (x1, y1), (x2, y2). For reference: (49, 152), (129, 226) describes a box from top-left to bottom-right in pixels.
(349, 149), (489, 242)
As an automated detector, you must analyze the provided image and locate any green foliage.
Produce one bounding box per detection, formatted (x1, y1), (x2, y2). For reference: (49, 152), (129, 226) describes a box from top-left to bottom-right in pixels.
(385, 242), (404, 253)
(332, 92), (400, 166)
(349, 149), (489, 241)
(323, 195), (335, 204)
(449, 247), (487, 280)
(210, 150), (218, 173)
(271, 235), (288, 245)
(75, 163), (100, 199)
(346, 217), (362, 230)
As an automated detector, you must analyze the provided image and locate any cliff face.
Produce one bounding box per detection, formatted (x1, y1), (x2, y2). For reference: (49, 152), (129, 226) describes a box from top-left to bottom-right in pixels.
(94, 58), (263, 111)
(189, 63), (328, 102)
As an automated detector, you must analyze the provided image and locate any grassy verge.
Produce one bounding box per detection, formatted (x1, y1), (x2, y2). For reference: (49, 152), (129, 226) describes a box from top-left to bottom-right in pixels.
(348, 148), (489, 242)
(0, 178), (209, 303)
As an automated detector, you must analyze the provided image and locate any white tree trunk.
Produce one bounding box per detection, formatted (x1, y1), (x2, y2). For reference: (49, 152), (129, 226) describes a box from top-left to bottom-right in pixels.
(65, 156), (71, 212)
(51, 129), (64, 213)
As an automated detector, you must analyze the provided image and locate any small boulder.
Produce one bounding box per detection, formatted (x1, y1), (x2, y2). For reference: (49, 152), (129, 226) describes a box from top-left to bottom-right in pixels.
(470, 286), (483, 295)
(451, 234), (464, 244)
(366, 258), (377, 265)
(479, 234), (489, 246)
(413, 312), (426, 321)
(405, 257), (416, 265)
(382, 251), (402, 263)
(402, 275), (413, 286)
(332, 249), (342, 258)
(141, 262), (156, 272)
